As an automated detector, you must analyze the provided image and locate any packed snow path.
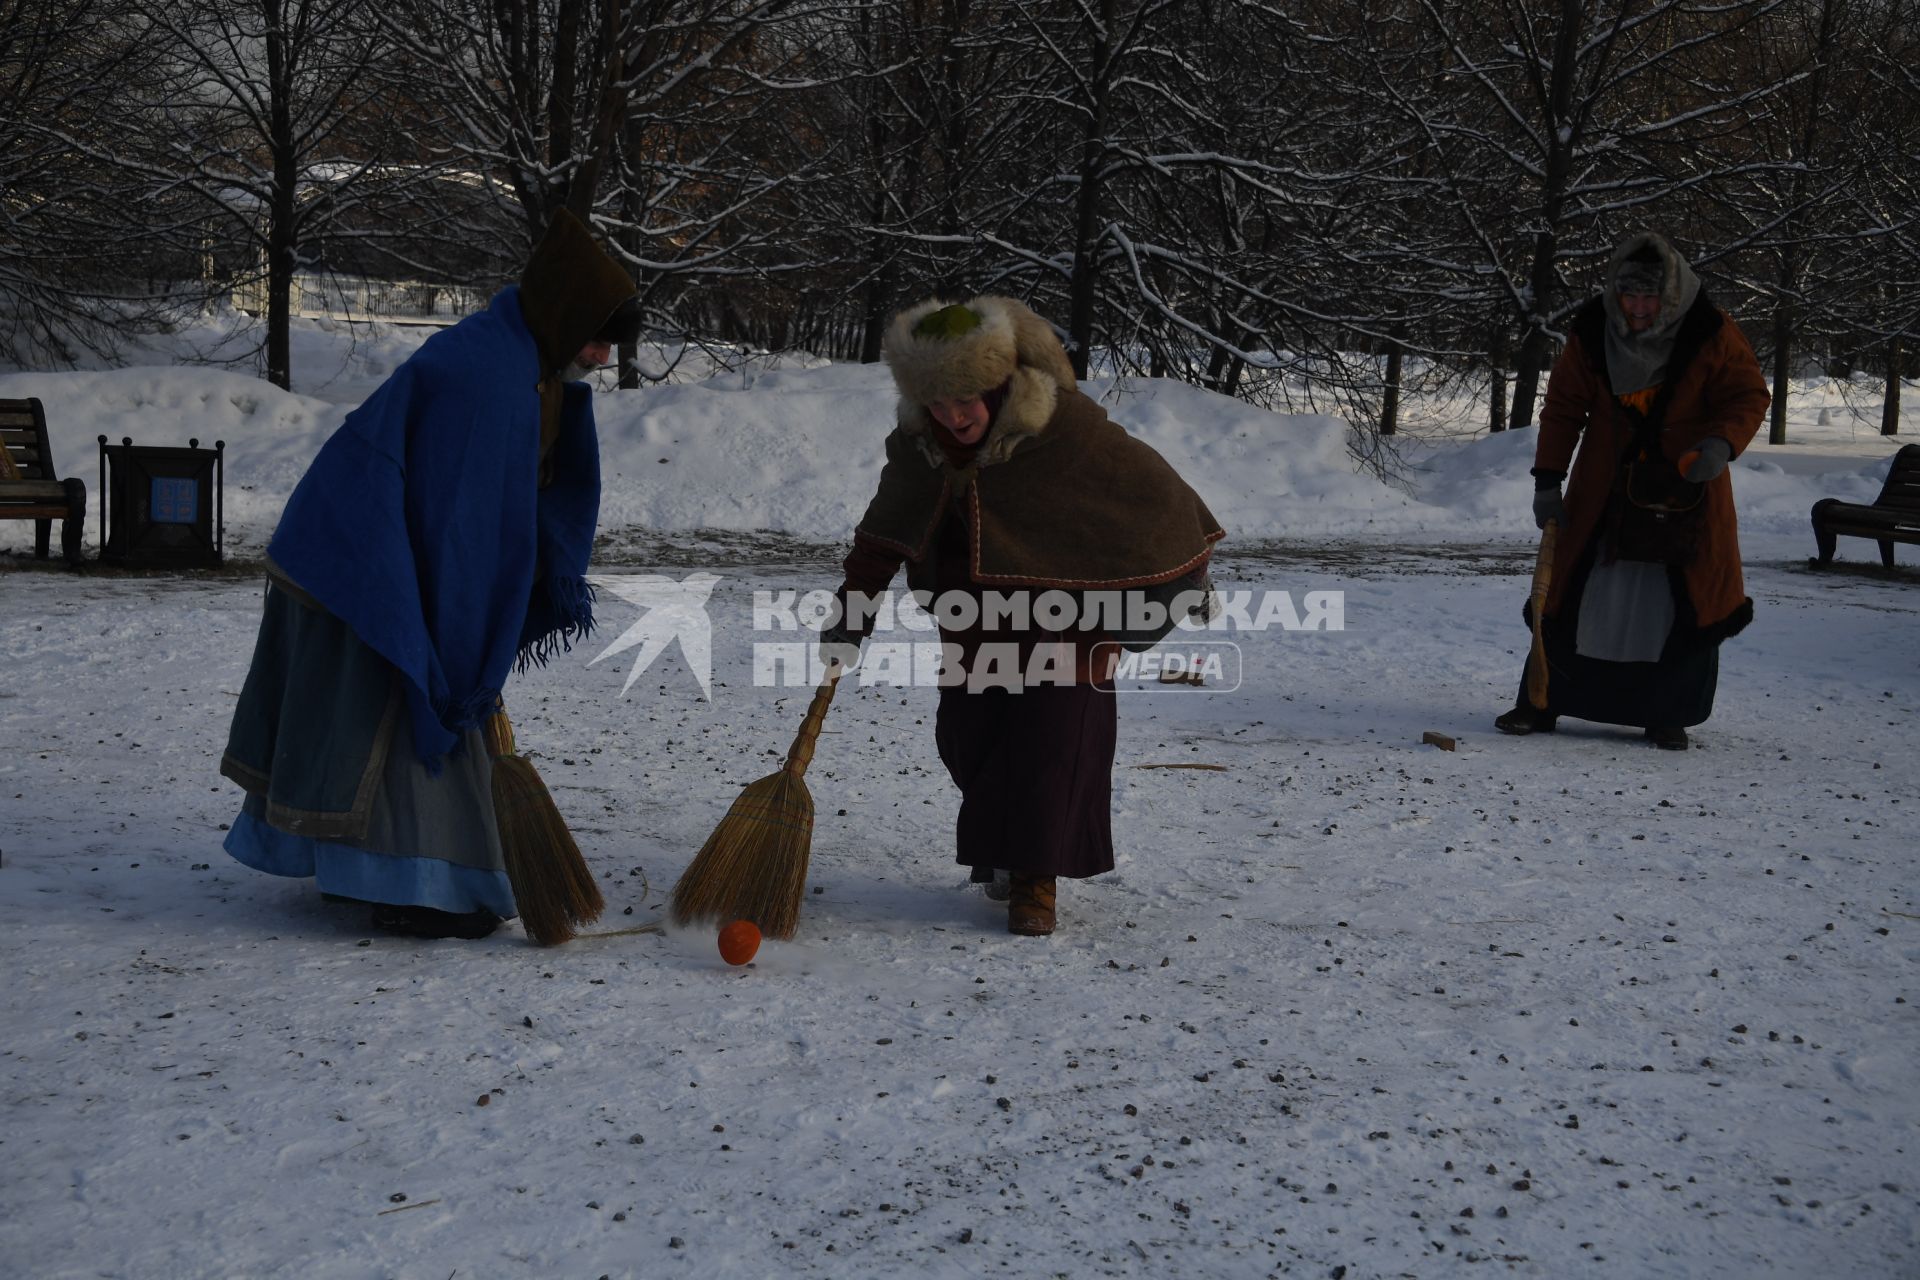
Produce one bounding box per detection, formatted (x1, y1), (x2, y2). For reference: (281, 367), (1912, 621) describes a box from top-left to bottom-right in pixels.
(2, 554), (1914, 1278)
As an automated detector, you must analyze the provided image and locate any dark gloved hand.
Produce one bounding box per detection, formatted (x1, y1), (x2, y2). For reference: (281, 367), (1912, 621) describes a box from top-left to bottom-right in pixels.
(1532, 487), (1567, 531)
(1680, 437), (1731, 483)
(1186, 572), (1220, 625)
(817, 624), (862, 671)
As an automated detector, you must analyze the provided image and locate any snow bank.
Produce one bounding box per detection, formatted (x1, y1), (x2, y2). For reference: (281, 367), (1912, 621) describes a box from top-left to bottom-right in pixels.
(2, 312), (1911, 560)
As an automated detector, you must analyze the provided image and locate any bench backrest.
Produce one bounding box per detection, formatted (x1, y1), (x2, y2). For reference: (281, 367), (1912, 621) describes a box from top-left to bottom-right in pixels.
(1878, 444), (1920, 514)
(0, 398), (58, 482)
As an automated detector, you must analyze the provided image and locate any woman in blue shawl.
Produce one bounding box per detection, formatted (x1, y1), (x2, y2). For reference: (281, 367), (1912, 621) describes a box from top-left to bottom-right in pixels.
(221, 210), (640, 939)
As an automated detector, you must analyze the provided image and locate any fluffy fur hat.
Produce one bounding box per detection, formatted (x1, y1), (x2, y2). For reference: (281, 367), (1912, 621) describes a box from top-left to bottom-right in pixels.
(882, 296), (1076, 408)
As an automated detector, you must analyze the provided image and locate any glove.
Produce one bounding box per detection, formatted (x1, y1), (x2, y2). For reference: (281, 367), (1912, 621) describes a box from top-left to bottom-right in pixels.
(817, 623), (862, 671)
(1680, 437), (1731, 483)
(1532, 487), (1567, 531)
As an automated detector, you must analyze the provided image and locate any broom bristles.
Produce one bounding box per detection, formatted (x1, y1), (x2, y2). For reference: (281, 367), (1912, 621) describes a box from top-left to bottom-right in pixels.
(669, 770), (813, 940)
(494, 754), (605, 946)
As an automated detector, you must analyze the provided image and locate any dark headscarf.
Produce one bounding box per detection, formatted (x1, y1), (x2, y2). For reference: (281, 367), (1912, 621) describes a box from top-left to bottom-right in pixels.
(517, 209), (638, 478)
(518, 208), (639, 376)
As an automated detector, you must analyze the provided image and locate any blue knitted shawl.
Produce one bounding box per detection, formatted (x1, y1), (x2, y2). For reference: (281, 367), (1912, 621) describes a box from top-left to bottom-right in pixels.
(267, 287), (599, 768)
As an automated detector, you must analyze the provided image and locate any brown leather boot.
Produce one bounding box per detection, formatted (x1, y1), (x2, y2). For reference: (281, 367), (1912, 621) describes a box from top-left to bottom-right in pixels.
(1008, 874), (1056, 936)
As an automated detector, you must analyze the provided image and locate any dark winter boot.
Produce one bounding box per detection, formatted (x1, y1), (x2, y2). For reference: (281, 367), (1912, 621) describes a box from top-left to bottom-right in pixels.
(1644, 726), (1689, 751)
(1495, 704), (1558, 735)
(1008, 874), (1056, 936)
(370, 904), (502, 940)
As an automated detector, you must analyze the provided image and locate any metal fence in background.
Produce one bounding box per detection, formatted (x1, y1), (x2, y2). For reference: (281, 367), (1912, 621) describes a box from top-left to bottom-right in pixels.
(233, 273), (489, 326)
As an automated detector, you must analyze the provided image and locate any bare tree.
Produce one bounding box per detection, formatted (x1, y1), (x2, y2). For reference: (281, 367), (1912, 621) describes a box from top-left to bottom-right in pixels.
(10, 0), (1906, 452)
(0, 1), (186, 365)
(1818, 0), (1918, 435)
(379, 0), (836, 388)
(964, 0), (1376, 389)
(383, 0), (804, 233)
(759, 0), (1030, 360)
(1736, 0), (1851, 444)
(1324, 0), (1790, 430)
(120, 0), (432, 387)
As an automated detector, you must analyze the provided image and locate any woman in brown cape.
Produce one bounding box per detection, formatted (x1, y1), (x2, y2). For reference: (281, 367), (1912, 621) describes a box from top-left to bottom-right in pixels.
(825, 296), (1223, 934)
(1496, 233), (1770, 750)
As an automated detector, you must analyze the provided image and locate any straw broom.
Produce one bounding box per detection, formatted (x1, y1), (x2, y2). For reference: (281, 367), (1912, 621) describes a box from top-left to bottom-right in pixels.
(1526, 519), (1559, 711)
(671, 664), (843, 940)
(484, 705), (604, 945)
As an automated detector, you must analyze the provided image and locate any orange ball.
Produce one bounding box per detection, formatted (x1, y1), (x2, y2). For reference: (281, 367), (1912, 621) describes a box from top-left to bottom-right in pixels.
(717, 919), (761, 966)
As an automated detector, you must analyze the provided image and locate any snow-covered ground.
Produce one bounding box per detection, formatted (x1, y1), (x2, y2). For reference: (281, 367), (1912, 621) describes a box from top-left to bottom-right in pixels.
(2, 313), (1916, 1278)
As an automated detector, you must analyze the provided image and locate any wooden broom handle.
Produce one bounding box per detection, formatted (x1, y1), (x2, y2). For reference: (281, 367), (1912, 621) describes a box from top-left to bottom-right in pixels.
(483, 704), (515, 758)
(782, 665), (843, 778)
(1526, 520), (1558, 711)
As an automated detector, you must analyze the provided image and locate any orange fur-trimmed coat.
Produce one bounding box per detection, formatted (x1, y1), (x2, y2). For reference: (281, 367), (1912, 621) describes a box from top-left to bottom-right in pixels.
(1535, 292), (1770, 639)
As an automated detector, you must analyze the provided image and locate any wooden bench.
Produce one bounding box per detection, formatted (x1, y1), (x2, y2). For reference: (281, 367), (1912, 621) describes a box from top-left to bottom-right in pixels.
(1, 397), (87, 566)
(1811, 443), (1920, 569)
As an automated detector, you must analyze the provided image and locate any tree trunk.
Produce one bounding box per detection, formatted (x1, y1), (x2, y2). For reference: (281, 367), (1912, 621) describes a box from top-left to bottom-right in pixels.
(1208, 310), (1250, 396)
(1770, 298), (1793, 445)
(1766, 0), (1841, 447)
(1489, 321), (1509, 433)
(1380, 337), (1403, 436)
(1204, 339), (1230, 393)
(858, 292), (888, 365)
(855, 0), (889, 364)
(1065, 0), (1117, 380)
(1222, 353), (1246, 398)
(1886, 332), (1904, 436)
(1505, 0), (1584, 431)
(264, 0), (296, 391)
(1509, 298), (1552, 431)
(567, 0), (633, 221)
(548, 0), (584, 210)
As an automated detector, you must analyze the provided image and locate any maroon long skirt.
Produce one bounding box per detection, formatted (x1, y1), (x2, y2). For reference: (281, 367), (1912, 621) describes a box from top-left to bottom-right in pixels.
(934, 682), (1118, 880)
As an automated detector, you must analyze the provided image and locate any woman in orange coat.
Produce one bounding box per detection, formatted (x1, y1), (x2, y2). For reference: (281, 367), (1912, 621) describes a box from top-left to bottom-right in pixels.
(1496, 233), (1770, 749)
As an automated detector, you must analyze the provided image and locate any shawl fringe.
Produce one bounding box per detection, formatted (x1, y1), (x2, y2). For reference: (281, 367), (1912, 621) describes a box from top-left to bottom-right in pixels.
(517, 575), (599, 672)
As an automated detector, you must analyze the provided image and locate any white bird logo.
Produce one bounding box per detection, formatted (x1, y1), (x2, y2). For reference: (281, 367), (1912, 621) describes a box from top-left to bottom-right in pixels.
(586, 572), (722, 699)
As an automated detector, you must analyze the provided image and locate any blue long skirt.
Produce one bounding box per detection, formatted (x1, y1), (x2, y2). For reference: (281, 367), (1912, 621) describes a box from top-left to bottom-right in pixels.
(222, 581), (515, 916)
